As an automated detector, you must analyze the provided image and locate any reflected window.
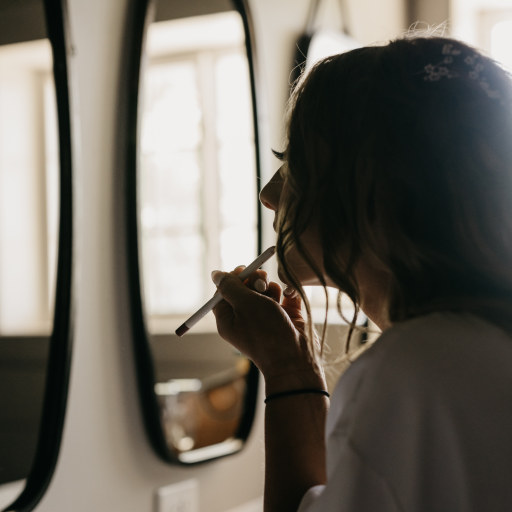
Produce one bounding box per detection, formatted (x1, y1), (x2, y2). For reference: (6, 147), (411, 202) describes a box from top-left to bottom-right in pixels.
(472, 8), (512, 71)
(0, 39), (58, 336)
(0, 0), (73, 504)
(130, 2), (261, 464)
(140, 12), (257, 329)
(490, 19), (512, 71)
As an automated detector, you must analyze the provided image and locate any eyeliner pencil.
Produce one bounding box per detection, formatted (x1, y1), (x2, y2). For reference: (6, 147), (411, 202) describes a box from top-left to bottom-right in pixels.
(175, 245), (276, 337)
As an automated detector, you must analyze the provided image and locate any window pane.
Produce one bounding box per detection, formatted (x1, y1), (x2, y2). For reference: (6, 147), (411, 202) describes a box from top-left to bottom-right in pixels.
(141, 151), (201, 231)
(490, 20), (512, 71)
(140, 60), (204, 315)
(142, 61), (202, 153)
(215, 53), (257, 271)
(220, 227), (257, 272)
(0, 40), (55, 334)
(140, 15), (258, 324)
(215, 53), (253, 137)
(142, 234), (204, 315)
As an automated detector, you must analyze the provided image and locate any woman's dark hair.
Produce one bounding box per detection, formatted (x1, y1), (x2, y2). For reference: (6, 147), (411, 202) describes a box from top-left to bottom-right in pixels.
(276, 36), (512, 348)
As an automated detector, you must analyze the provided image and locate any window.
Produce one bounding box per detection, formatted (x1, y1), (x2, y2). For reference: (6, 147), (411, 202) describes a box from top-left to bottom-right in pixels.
(488, 17), (512, 70)
(140, 12), (257, 331)
(0, 39), (57, 335)
(451, 1), (512, 70)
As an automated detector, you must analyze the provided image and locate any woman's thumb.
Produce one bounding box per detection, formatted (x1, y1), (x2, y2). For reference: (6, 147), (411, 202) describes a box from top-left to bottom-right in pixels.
(211, 270), (251, 305)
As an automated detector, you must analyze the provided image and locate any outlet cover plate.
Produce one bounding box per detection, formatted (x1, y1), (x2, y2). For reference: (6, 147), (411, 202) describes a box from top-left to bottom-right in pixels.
(155, 479), (199, 512)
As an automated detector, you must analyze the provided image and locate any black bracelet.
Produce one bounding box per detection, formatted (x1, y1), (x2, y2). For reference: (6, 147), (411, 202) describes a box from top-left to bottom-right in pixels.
(264, 388), (330, 404)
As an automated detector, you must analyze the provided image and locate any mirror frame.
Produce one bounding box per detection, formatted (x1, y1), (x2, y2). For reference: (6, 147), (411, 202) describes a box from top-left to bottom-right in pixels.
(125, 0), (262, 464)
(2, 0), (74, 510)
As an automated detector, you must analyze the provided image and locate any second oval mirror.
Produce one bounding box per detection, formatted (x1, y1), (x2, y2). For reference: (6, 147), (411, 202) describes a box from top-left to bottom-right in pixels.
(128, 0), (261, 464)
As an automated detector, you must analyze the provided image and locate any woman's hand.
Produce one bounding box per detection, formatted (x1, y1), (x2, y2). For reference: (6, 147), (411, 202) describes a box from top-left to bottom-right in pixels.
(213, 267), (329, 511)
(211, 268), (325, 394)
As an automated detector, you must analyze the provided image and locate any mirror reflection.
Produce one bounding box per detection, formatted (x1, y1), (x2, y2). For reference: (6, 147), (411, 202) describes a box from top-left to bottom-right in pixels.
(136, 1), (259, 463)
(0, 0), (59, 507)
(0, 40), (58, 336)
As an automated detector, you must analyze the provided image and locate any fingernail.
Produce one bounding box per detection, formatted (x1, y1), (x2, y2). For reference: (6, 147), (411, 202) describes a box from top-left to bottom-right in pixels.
(283, 286), (296, 297)
(254, 279), (267, 292)
(211, 270), (223, 286)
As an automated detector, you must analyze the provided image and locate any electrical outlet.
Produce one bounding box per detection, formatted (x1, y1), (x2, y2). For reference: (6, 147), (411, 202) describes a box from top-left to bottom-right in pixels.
(155, 479), (199, 512)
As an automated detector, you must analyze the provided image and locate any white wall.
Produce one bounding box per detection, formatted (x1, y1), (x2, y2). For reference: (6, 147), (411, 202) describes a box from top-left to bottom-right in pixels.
(34, 1), (405, 511)
(36, 1), (265, 511)
(408, 0), (450, 28)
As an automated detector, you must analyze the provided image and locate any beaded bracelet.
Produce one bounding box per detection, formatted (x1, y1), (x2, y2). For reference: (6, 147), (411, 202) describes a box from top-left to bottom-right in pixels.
(264, 388), (330, 404)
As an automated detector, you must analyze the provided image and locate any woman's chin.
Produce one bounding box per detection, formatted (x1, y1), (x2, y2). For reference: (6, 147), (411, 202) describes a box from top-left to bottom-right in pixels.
(277, 265), (325, 288)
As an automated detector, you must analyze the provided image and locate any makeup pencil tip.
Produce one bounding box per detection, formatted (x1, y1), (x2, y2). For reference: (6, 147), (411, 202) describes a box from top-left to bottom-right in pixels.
(175, 324), (189, 337)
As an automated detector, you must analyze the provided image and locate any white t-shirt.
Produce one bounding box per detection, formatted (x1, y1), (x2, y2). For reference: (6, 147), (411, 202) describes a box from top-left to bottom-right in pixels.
(298, 312), (512, 512)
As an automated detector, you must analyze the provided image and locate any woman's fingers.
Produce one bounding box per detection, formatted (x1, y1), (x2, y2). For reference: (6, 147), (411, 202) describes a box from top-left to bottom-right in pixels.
(214, 266), (272, 295)
(212, 270), (252, 305)
(266, 281), (282, 303)
(247, 270), (269, 294)
(212, 266), (296, 314)
(282, 287), (301, 311)
(209, 267), (319, 381)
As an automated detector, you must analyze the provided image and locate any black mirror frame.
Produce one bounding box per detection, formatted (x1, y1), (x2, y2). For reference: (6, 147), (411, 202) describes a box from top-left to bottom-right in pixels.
(3, 0), (74, 510)
(125, 0), (262, 465)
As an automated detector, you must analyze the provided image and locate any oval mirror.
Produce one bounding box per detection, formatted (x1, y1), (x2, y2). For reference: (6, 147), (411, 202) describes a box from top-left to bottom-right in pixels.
(0, 0), (73, 510)
(127, 0), (261, 464)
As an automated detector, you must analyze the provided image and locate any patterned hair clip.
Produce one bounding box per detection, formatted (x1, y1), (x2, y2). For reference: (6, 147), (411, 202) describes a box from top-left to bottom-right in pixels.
(422, 43), (501, 101)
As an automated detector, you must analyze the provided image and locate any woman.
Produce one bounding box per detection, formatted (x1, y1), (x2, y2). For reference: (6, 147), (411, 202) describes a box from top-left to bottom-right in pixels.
(212, 36), (512, 511)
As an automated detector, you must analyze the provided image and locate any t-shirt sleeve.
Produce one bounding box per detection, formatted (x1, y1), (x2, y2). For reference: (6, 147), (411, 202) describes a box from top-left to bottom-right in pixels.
(297, 439), (401, 512)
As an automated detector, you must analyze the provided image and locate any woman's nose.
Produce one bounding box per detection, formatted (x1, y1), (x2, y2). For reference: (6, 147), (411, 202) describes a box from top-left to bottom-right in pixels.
(259, 168), (283, 211)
